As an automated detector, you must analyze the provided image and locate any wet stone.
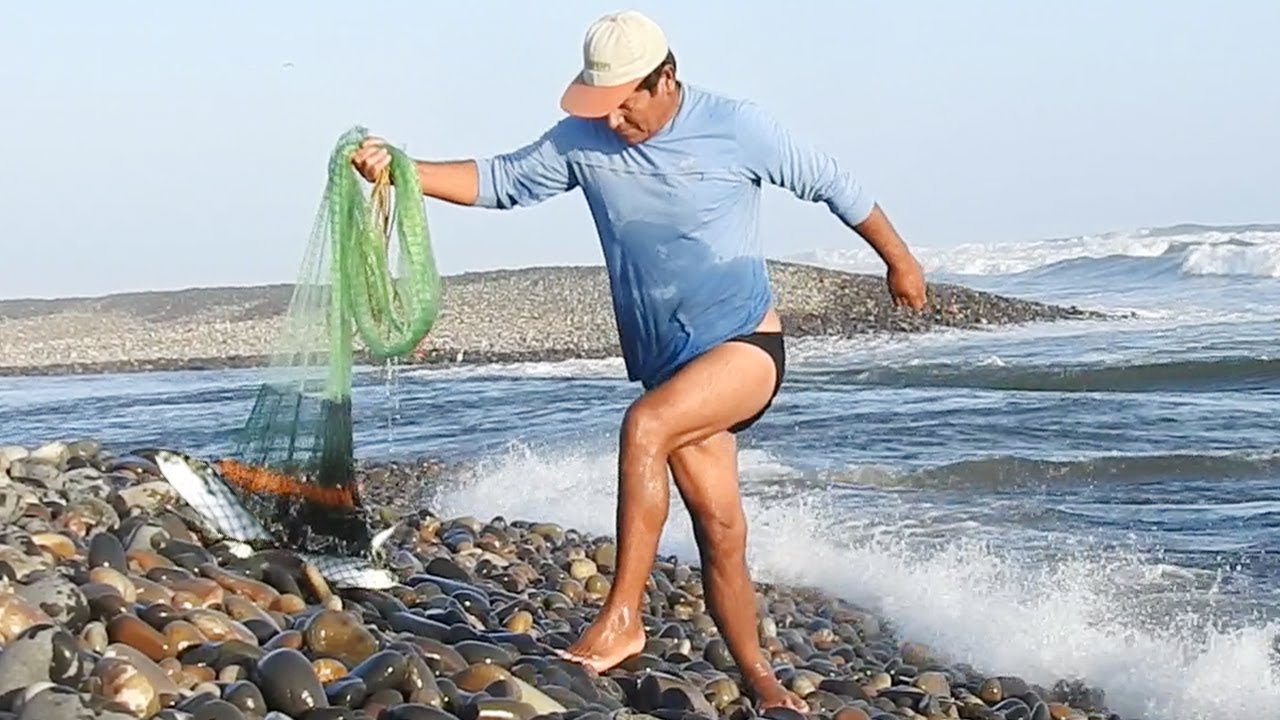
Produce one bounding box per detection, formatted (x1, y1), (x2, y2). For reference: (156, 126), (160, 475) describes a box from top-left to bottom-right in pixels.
(1049, 679), (1106, 713)
(255, 648), (329, 716)
(298, 708), (364, 720)
(89, 567), (136, 603)
(7, 459), (60, 487)
(189, 698), (249, 720)
(411, 638), (467, 674)
(364, 688), (407, 713)
(325, 675), (369, 707)
(399, 649), (444, 707)
(635, 673), (716, 718)
(15, 574), (89, 633)
(349, 649), (408, 694)
(502, 610), (532, 634)
(388, 612), (449, 641)
(914, 671), (950, 697)
(0, 624), (86, 703)
(819, 678), (869, 702)
(100, 642), (182, 697)
(171, 627), (216, 654)
(223, 680), (269, 716)
(459, 697), (539, 720)
(705, 677), (741, 710)
(701, 638), (735, 672)
(450, 588), (491, 622)
(1046, 702), (1078, 719)
(117, 481), (181, 514)
(832, 707), (872, 720)
(539, 684), (588, 710)
(264, 629), (304, 651)
(18, 683), (136, 720)
(453, 640), (516, 668)
(136, 597), (177, 630)
(380, 703), (458, 720)
(95, 655), (162, 717)
(980, 676), (1030, 705)
(215, 640), (266, 673)
(107, 613), (171, 661)
(88, 531), (128, 572)
(992, 697), (1032, 720)
(304, 610), (378, 667)
(261, 568), (305, 600)
(423, 558), (471, 582)
(313, 657), (348, 684)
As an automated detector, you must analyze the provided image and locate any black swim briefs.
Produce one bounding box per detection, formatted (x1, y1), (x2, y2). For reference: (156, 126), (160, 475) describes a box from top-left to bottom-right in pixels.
(725, 330), (785, 434)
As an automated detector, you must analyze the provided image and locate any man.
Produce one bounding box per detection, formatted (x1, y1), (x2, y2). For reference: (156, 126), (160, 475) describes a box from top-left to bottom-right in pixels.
(351, 10), (927, 712)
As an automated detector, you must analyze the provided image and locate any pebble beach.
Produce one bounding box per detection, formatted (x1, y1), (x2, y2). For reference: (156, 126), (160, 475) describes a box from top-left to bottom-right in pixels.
(0, 438), (1124, 720)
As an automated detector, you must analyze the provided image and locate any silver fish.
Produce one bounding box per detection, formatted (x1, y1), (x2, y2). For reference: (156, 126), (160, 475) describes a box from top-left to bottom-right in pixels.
(153, 450), (275, 544)
(303, 552), (397, 589)
(302, 523), (399, 590)
(153, 450), (398, 590)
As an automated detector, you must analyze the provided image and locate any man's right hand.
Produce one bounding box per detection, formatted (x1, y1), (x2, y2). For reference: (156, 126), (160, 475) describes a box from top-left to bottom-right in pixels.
(887, 256), (927, 310)
(350, 136), (392, 182)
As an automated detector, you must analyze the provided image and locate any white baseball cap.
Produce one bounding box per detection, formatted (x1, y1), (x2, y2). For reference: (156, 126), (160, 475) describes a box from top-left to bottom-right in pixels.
(560, 10), (670, 118)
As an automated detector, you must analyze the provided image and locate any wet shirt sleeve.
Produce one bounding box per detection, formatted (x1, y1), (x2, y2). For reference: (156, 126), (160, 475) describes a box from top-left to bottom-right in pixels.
(474, 120), (580, 209)
(734, 100), (876, 228)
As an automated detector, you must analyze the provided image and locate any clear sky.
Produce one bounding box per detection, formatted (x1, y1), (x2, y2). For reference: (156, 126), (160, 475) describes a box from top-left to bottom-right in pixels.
(3, 1), (1277, 299)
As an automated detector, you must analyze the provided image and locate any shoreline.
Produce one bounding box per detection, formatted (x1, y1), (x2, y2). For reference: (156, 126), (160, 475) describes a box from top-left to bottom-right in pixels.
(0, 261), (1111, 379)
(0, 438), (1125, 720)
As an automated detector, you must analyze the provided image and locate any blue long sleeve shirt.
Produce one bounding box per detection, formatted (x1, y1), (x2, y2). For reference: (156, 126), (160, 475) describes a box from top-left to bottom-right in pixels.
(473, 83), (875, 389)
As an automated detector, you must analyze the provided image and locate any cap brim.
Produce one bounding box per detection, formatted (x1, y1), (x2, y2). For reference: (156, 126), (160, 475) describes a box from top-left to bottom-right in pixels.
(559, 75), (641, 118)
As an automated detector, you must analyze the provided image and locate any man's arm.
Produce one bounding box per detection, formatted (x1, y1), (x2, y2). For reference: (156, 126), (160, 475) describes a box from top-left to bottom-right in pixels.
(411, 161), (482, 206)
(735, 100), (926, 308)
(352, 120), (578, 209)
(734, 100), (913, 268)
(471, 121), (579, 209)
(848, 204), (917, 271)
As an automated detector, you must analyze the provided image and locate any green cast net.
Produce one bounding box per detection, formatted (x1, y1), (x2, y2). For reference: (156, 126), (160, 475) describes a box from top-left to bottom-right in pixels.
(214, 126), (441, 554)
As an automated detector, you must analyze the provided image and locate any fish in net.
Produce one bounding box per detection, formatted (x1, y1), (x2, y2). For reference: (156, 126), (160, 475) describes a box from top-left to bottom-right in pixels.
(157, 127), (441, 587)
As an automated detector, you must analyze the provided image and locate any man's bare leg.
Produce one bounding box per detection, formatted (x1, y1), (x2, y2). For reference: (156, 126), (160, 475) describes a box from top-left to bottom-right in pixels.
(559, 320), (781, 675)
(555, 405), (673, 671)
(669, 432), (809, 713)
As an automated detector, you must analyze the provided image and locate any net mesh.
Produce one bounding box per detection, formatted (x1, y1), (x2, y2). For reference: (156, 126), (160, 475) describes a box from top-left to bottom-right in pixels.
(220, 126), (441, 555)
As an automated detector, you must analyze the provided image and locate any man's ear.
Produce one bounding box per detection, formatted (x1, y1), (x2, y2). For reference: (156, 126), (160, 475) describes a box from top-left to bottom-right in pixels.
(660, 68), (677, 93)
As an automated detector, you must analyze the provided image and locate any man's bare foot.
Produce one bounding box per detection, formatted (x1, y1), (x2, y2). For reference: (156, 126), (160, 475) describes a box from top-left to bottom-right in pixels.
(555, 605), (647, 673)
(749, 674), (810, 714)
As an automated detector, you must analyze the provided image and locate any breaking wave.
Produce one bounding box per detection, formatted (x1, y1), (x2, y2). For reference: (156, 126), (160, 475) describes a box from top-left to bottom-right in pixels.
(791, 224), (1280, 280)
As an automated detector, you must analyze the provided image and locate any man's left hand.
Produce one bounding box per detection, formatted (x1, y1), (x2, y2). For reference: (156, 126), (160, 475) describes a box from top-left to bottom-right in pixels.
(887, 258), (927, 310)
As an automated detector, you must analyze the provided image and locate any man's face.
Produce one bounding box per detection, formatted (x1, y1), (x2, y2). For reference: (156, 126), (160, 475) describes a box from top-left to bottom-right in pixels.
(603, 69), (678, 145)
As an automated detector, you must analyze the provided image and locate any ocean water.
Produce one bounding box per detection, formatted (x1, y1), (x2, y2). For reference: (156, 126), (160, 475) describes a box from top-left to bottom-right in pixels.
(3, 224), (1279, 719)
